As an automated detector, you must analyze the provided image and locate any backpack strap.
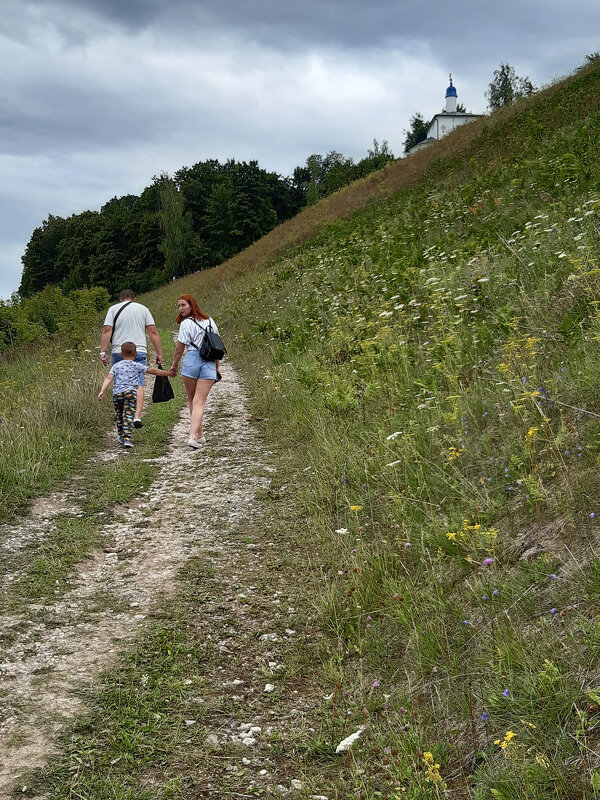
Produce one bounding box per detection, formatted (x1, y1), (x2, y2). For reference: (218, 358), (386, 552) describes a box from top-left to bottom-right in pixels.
(109, 301), (133, 344)
(188, 317), (211, 349)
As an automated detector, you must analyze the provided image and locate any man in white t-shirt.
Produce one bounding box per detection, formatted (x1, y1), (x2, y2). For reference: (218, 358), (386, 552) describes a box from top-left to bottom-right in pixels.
(99, 289), (164, 427)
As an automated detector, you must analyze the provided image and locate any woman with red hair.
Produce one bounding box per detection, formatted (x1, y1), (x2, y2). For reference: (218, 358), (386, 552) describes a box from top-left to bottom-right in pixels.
(170, 294), (222, 448)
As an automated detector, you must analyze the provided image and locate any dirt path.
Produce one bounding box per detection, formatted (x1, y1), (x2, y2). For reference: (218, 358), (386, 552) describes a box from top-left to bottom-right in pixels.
(0, 365), (288, 797)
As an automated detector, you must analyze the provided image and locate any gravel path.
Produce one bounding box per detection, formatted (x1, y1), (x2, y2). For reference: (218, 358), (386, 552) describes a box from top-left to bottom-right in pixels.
(0, 365), (279, 797)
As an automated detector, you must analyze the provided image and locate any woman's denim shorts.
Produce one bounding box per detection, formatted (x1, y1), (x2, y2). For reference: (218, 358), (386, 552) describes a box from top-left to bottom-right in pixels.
(181, 349), (218, 380)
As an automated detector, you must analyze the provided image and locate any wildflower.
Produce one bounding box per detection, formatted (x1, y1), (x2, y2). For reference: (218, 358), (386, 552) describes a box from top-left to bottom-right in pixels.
(446, 532), (457, 541)
(422, 752), (446, 789)
(371, 680), (380, 688)
(483, 557), (494, 566)
(493, 589), (499, 596)
(462, 620), (469, 626)
(350, 505), (363, 512)
(335, 726), (364, 753)
(447, 446), (463, 461)
(499, 730), (516, 750)
(503, 689), (510, 698)
(550, 608), (557, 614)
(335, 528), (349, 534)
(482, 712), (489, 721)
(591, 513), (596, 519)
(482, 595), (488, 601)
(525, 426), (539, 443)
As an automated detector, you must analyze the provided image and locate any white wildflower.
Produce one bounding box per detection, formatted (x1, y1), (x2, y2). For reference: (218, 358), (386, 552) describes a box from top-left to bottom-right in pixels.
(335, 726), (364, 753)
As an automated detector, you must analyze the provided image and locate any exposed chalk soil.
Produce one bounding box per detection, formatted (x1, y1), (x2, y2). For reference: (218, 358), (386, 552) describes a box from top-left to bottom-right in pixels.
(0, 365), (324, 798)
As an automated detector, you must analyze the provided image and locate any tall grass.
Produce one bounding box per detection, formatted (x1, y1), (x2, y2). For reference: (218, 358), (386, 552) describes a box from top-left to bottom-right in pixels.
(0, 345), (111, 517)
(141, 63), (600, 796)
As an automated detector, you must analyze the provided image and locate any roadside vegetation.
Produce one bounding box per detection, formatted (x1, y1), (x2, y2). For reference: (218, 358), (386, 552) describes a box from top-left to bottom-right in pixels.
(5, 60), (600, 798)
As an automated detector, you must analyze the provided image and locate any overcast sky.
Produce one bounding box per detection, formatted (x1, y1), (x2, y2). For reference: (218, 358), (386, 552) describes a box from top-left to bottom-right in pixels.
(1, 0), (598, 300)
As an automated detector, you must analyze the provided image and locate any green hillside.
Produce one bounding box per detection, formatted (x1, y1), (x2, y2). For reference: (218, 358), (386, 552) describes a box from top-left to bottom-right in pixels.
(145, 62), (600, 797)
(5, 60), (600, 797)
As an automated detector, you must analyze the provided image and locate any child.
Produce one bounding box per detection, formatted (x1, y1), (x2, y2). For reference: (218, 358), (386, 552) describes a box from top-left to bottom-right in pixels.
(98, 341), (173, 448)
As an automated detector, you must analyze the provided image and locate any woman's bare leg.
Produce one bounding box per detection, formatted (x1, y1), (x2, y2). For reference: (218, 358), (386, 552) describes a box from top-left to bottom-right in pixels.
(182, 376), (197, 422)
(189, 379), (214, 439)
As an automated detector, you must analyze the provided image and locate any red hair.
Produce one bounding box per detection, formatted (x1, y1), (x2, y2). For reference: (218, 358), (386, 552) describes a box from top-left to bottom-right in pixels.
(176, 294), (209, 324)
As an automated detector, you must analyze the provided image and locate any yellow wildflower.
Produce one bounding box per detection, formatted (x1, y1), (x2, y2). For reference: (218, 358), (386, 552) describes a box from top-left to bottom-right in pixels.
(350, 505), (363, 512)
(422, 751), (446, 788)
(526, 426), (539, 443)
(447, 446), (463, 461)
(498, 730), (517, 751)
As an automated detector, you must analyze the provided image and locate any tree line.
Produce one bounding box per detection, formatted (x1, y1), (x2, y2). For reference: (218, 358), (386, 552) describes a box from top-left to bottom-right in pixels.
(18, 144), (394, 301)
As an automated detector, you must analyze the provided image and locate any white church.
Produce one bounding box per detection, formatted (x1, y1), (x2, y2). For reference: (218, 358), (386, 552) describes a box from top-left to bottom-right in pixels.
(409, 76), (481, 154)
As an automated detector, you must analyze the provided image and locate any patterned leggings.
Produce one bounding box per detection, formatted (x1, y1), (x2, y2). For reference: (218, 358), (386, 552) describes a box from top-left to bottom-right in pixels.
(113, 389), (137, 444)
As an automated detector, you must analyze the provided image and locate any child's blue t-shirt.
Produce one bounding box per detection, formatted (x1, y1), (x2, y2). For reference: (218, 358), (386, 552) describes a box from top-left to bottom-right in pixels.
(109, 360), (147, 394)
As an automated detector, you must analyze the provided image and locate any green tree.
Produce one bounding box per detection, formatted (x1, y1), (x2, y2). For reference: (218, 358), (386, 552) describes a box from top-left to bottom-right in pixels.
(403, 113), (428, 154)
(355, 139), (395, 177)
(486, 62), (536, 110)
(157, 174), (194, 283)
(19, 215), (67, 297)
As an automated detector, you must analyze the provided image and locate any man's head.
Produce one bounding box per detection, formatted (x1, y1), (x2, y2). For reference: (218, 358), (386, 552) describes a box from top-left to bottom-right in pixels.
(120, 341), (137, 359)
(119, 289), (136, 302)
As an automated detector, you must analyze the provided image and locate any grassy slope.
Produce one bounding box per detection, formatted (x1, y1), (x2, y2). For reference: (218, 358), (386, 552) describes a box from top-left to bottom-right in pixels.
(12, 62), (600, 798)
(143, 63), (600, 797)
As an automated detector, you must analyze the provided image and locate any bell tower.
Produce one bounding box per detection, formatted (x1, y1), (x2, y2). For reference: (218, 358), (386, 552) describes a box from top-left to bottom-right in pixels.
(445, 74), (457, 113)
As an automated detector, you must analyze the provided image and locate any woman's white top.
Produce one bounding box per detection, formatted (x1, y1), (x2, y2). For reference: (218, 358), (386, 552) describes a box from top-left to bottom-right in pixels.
(177, 317), (219, 350)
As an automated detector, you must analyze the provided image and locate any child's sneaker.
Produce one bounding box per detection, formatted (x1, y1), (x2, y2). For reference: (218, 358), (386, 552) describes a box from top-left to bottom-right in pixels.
(133, 419), (143, 428)
(124, 441), (134, 449)
(117, 435), (123, 444)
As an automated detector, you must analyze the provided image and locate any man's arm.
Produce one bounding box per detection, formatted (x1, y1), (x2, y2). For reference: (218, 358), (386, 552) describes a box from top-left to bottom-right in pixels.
(100, 325), (112, 366)
(147, 324), (163, 365)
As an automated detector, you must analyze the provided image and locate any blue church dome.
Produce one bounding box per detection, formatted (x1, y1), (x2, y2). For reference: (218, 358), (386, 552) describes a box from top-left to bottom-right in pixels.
(445, 76), (457, 98)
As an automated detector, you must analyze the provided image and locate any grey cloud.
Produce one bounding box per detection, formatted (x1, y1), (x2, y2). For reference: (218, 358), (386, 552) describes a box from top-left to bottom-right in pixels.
(26, 0), (600, 55)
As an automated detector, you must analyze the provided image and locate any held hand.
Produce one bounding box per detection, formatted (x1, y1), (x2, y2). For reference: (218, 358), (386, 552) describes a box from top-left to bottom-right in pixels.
(100, 354), (109, 366)
(156, 356), (163, 366)
(98, 391), (104, 400)
(168, 367), (177, 377)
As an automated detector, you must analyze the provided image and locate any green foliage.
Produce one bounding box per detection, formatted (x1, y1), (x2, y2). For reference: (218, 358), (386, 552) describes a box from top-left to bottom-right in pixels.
(403, 112), (428, 153)
(193, 62), (600, 797)
(299, 141), (396, 205)
(0, 285), (109, 354)
(487, 62), (537, 110)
